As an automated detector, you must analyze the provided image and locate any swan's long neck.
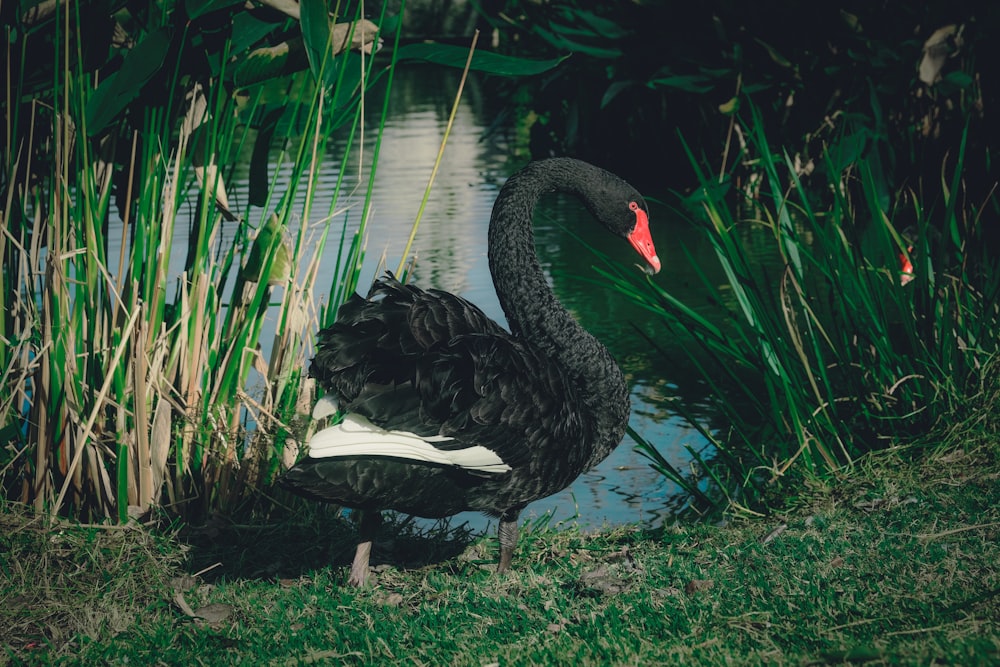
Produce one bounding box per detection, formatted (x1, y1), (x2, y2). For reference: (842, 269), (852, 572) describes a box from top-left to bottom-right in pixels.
(487, 159), (629, 459)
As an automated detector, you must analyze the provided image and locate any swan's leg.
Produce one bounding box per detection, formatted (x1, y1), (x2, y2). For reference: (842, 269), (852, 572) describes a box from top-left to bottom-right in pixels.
(497, 506), (524, 572)
(347, 510), (381, 587)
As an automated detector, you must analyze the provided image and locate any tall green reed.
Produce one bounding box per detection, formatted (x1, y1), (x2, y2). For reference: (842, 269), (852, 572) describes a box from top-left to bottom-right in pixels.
(1, 2), (399, 522)
(612, 107), (1000, 513)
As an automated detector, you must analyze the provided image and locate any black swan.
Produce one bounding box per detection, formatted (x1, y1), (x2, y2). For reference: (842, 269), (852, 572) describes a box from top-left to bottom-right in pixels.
(280, 157), (660, 585)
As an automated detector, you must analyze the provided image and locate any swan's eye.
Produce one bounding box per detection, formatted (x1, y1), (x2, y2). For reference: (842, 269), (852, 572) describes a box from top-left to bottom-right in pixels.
(628, 201), (639, 212)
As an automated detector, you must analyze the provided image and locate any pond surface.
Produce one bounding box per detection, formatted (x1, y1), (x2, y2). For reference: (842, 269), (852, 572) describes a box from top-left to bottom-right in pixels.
(284, 63), (724, 532)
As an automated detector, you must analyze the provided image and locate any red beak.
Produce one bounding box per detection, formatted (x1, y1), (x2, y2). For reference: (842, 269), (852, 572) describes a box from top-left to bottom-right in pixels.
(627, 208), (660, 274)
(899, 248), (914, 286)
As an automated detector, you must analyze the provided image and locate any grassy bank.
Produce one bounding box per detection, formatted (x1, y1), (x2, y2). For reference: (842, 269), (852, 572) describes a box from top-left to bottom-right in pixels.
(3, 435), (997, 666)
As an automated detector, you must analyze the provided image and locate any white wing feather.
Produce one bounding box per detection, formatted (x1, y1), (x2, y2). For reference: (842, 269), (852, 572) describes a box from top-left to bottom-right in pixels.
(306, 414), (511, 474)
(312, 395), (339, 420)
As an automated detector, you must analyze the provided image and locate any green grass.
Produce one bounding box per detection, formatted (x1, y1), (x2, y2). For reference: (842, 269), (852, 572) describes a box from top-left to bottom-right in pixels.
(3, 432), (997, 666)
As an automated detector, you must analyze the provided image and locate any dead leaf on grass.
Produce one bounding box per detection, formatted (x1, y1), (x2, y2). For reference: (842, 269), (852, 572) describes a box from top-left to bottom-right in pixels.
(173, 590), (197, 617)
(547, 621), (567, 634)
(854, 495), (918, 512)
(760, 522), (787, 545)
(173, 590), (233, 627)
(606, 545), (640, 571)
(578, 564), (631, 596)
(193, 602), (233, 625)
(685, 579), (714, 596)
(170, 575), (197, 593)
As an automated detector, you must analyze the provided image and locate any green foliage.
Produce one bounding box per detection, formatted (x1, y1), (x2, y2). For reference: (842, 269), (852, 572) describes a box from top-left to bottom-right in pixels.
(620, 106), (1000, 512)
(482, 1), (998, 214)
(0, 0), (405, 521)
(84, 28), (173, 133)
(395, 42), (568, 76)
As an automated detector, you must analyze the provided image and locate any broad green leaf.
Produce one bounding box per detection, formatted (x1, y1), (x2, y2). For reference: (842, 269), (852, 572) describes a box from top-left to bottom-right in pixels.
(549, 21), (601, 40)
(648, 74), (715, 94)
(230, 10), (287, 55)
(533, 24), (622, 59)
(232, 40), (303, 89)
(754, 37), (793, 69)
(559, 7), (630, 40)
(241, 214), (291, 286)
(378, 13), (401, 36)
(600, 80), (634, 109)
(0, 421), (20, 447)
(329, 51), (364, 110)
(185, 0), (243, 19)
(249, 108), (282, 208)
(300, 0), (332, 82)
(85, 28), (171, 135)
(827, 127), (869, 174)
(395, 43), (567, 76)
(940, 70), (975, 93)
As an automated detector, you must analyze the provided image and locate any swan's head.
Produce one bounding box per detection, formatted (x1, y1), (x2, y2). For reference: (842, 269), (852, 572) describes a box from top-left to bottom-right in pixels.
(582, 169), (660, 275)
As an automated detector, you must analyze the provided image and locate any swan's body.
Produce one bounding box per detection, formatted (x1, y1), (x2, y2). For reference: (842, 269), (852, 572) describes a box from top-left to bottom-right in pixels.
(280, 158), (659, 585)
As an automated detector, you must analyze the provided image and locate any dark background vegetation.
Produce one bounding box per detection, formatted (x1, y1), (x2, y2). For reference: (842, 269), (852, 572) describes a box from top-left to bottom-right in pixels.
(480, 1), (997, 223)
(6, 0), (994, 226)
